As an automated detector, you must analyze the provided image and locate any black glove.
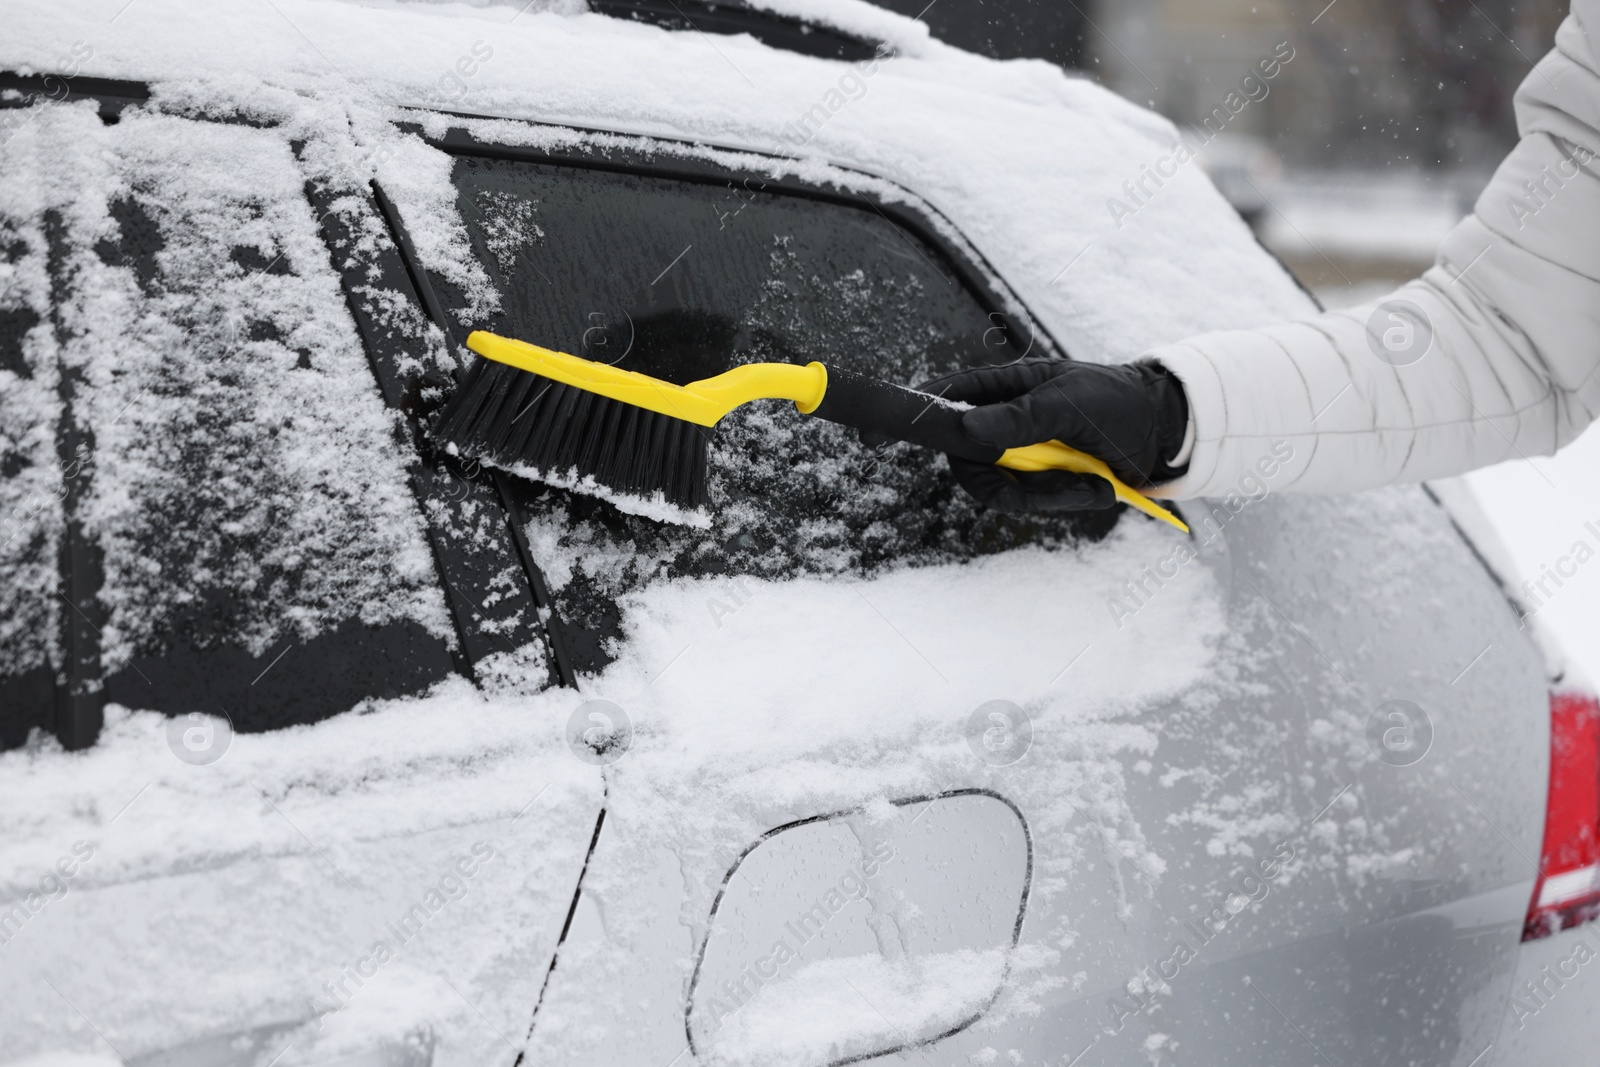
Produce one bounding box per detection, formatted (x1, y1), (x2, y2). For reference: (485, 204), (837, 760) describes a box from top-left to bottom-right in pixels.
(916, 358), (1190, 515)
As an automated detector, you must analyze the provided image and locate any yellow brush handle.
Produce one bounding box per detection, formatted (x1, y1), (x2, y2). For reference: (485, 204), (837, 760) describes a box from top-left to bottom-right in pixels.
(467, 331), (1188, 533)
(999, 441), (1189, 532)
(467, 330), (827, 427)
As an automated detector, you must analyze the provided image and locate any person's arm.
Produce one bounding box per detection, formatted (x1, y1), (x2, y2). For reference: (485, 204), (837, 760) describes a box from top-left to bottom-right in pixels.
(1153, 0), (1600, 498)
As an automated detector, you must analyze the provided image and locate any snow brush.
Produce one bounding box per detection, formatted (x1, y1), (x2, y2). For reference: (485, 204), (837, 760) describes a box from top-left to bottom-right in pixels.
(435, 330), (1188, 532)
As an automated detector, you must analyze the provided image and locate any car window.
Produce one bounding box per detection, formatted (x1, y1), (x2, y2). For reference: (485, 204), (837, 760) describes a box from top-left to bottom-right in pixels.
(421, 151), (1121, 672)
(0, 104), (458, 741)
(0, 184), (56, 746)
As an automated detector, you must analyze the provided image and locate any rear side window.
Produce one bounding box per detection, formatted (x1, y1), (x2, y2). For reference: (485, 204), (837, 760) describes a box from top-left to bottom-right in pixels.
(416, 150), (1117, 670)
(0, 104), (455, 740)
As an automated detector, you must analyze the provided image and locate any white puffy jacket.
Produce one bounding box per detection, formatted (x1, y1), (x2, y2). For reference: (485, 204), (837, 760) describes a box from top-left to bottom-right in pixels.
(1151, 0), (1600, 500)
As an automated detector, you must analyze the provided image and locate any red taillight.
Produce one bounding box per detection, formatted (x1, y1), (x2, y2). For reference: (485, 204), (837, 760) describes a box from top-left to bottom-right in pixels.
(1523, 689), (1600, 941)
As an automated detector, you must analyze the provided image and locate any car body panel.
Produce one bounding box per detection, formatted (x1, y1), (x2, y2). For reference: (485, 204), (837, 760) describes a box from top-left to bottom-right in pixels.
(515, 485), (1542, 1066)
(0, 697), (605, 1063)
(1494, 920), (1600, 1063)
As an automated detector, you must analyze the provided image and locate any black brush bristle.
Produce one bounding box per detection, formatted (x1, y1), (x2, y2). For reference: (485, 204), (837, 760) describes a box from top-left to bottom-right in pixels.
(433, 359), (711, 511)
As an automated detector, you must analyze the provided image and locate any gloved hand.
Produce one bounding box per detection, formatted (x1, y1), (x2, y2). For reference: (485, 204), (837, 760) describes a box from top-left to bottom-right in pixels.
(916, 358), (1190, 514)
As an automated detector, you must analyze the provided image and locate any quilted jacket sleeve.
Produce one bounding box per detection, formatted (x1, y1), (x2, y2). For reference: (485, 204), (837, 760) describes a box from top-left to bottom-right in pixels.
(1149, 0), (1600, 499)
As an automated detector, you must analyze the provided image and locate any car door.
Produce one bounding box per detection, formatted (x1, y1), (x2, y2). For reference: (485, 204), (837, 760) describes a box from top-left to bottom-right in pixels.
(0, 86), (604, 1067)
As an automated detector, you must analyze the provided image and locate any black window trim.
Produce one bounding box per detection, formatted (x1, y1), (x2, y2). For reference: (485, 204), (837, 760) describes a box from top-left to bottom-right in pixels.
(367, 178), (577, 688)
(0, 70), (149, 120)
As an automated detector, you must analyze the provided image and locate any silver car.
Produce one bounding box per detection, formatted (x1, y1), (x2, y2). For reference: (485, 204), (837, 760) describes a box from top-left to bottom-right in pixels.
(0, 3), (1594, 1066)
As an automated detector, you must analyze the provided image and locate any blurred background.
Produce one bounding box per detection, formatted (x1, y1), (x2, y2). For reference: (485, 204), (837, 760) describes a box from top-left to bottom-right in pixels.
(873, 0), (1565, 309)
(869, 0), (1600, 684)
(1089, 0), (1566, 312)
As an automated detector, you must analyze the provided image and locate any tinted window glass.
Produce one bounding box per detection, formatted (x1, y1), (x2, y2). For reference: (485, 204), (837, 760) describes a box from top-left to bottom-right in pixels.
(431, 155), (1117, 671)
(0, 106), (455, 741)
(89, 115), (456, 724)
